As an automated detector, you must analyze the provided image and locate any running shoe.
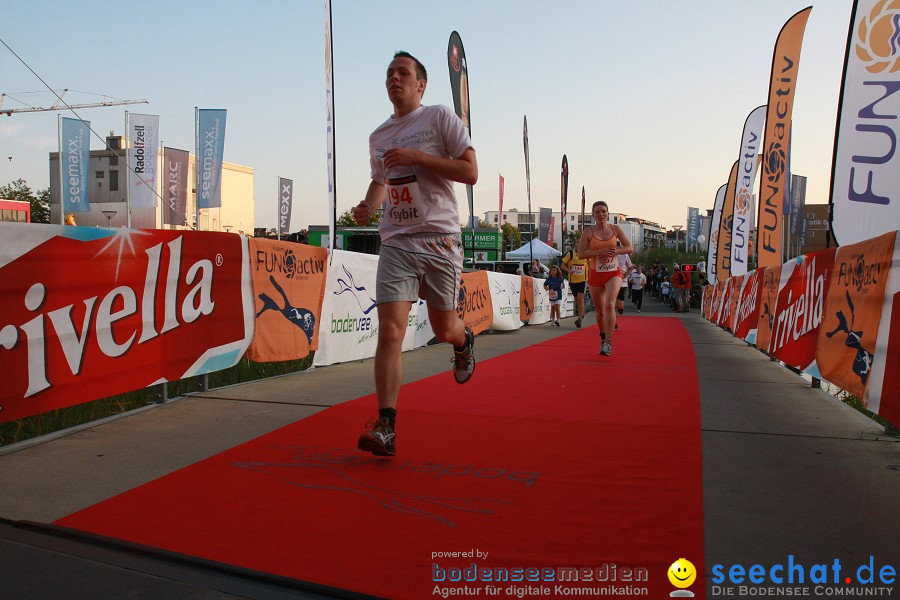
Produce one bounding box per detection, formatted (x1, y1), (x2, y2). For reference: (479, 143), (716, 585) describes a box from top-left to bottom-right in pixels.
(575, 318), (582, 328)
(555, 320), (560, 326)
(452, 326), (476, 384)
(600, 340), (612, 356)
(358, 418), (396, 456)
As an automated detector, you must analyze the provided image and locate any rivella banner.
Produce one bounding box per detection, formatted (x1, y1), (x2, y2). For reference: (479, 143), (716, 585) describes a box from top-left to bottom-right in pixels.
(830, 0), (900, 245)
(0, 223), (254, 422)
(732, 105), (766, 276)
(757, 7), (812, 269)
(127, 113), (160, 209)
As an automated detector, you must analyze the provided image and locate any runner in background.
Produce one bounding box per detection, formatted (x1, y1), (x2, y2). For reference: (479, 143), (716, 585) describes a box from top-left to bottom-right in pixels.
(560, 244), (588, 327)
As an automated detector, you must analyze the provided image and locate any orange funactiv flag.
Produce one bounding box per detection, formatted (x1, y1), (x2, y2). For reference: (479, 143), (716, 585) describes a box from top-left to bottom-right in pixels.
(757, 7), (812, 268)
(458, 270), (493, 335)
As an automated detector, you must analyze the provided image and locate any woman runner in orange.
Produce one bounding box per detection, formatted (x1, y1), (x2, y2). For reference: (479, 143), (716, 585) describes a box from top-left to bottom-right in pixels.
(577, 200), (633, 356)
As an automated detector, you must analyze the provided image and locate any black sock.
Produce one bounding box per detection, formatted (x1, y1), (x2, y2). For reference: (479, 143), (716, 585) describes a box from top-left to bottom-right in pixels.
(378, 408), (396, 428)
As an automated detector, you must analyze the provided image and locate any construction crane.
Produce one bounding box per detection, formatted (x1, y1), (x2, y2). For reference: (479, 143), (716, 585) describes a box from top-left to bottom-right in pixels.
(0, 88), (148, 116)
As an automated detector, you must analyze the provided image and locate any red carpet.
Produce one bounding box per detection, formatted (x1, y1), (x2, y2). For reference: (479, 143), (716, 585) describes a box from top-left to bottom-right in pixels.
(56, 317), (705, 599)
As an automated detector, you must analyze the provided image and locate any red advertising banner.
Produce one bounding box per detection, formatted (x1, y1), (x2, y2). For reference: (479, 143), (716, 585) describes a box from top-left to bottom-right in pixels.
(768, 248), (837, 371)
(458, 270), (493, 335)
(727, 275), (745, 332)
(0, 223), (253, 422)
(755, 265), (783, 352)
(733, 268), (766, 343)
(716, 278), (735, 328)
(520, 276), (534, 322)
(246, 238), (328, 362)
(817, 231), (896, 398)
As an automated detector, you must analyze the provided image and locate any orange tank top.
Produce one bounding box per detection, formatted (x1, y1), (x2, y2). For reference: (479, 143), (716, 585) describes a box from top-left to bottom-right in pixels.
(589, 227), (619, 273)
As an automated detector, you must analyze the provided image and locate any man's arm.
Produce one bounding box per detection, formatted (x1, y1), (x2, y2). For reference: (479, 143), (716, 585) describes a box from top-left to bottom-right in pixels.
(381, 146), (478, 185)
(352, 180), (387, 225)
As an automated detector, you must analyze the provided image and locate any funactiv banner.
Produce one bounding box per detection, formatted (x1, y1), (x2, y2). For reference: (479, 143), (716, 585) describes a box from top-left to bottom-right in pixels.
(830, 0), (900, 246)
(707, 184), (727, 284)
(0, 223), (254, 422)
(817, 230), (896, 398)
(458, 270), (493, 336)
(246, 238), (327, 362)
(757, 7), (812, 268)
(732, 105), (766, 276)
(717, 161), (739, 281)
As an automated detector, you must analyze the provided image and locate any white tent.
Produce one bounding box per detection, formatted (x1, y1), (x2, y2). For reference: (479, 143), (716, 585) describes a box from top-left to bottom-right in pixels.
(506, 238), (562, 260)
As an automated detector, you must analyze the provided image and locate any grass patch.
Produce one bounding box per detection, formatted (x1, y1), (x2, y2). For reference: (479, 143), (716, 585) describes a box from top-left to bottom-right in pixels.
(0, 355), (314, 447)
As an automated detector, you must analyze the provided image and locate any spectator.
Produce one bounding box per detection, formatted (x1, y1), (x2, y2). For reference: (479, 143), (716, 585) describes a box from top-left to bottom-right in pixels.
(543, 265), (564, 326)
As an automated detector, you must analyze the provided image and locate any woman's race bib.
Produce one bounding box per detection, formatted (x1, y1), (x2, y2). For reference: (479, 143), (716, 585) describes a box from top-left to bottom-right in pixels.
(549, 289), (558, 300)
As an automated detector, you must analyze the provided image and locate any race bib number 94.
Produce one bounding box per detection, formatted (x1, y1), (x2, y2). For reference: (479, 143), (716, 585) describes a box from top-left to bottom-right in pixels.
(387, 174), (424, 226)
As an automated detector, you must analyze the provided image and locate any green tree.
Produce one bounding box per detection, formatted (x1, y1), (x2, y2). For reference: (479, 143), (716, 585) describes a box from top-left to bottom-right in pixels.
(501, 222), (522, 258)
(0, 179), (50, 223)
(337, 206), (381, 227)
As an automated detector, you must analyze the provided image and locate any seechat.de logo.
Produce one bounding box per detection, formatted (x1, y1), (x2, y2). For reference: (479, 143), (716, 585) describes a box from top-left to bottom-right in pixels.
(855, 1), (900, 74)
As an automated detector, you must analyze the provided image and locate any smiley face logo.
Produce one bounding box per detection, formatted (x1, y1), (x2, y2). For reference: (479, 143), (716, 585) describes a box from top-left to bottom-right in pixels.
(668, 558), (697, 589)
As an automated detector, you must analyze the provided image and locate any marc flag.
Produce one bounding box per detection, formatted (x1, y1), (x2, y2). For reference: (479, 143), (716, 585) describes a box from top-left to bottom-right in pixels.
(733, 105), (766, 276)
(196, 108), (227, 209)
(162, 147), (189, 227)
(278, 177), (293, 238)
(127, 113), (159, 209)
(830, 0), (900, 245)
(247, 238), (328, 362)
(59, 117), (90, 214)
(758, 7), (812, 269)
(717, 161), (739, 281)
(817, 231), (896, 398)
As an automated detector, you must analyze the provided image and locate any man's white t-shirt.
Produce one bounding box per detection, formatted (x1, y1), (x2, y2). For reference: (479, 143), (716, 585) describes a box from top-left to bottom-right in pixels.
(369, 105), (473, 245)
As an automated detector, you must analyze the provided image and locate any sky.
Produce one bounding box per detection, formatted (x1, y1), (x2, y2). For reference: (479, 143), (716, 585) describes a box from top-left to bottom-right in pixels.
(0, 1), (853, 234)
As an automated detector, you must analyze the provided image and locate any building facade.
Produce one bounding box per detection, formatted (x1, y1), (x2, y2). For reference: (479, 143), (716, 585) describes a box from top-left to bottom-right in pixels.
(49, 135), (254, 233)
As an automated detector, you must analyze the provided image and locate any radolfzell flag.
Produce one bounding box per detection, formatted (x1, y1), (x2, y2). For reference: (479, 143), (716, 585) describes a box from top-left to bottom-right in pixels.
(127, 113), (160, 209)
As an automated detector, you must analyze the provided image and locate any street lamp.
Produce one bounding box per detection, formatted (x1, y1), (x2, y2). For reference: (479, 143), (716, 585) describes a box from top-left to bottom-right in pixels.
(672, 225), (683, 254)
(101, 210), (118, 228)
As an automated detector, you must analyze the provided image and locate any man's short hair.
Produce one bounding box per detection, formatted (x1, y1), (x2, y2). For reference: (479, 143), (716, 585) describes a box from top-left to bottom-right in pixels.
(394, 51), (427, 82)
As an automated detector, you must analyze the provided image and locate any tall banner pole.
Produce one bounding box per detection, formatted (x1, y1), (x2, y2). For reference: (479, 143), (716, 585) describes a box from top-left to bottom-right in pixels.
(448, 31), (474, 263)
(524, 116), (533, 267)
(708, 184), (727, 284)
(560, 155), (568, 249)
(580, 186), (586, 240)
(732, 105), (766, 276)
(498, 174), (504, 242)
(57, 114), (64, 225)
(125, 111), (132, 228)
(716, 161), (739, 281)
(194, 106), (199, 230)
(829, 0), (900, 245)
(325, 0), (337, 252)
(757, 6), (812, 268)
